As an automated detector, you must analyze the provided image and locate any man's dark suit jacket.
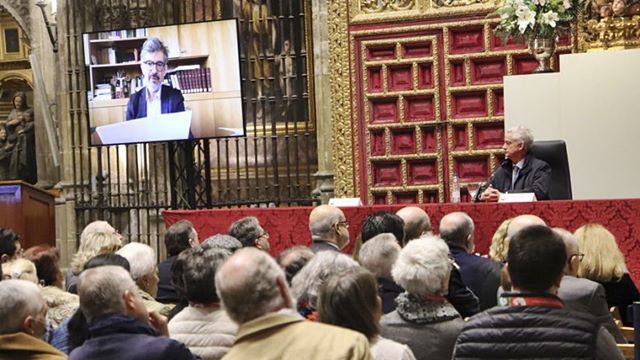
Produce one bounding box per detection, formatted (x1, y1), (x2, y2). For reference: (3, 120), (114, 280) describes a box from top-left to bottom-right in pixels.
(478, 152), (551, 201)
(310, 241), (339, 253)
(126, 85), (185, 121)
(156, 255), (178, 304)
(450, 245), (502, 311)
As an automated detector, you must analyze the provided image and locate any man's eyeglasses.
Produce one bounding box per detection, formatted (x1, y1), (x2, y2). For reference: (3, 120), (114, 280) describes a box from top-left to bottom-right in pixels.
(336, 220), (349, 229)
(570, 253), (585, 262)
(142, 60), (167, 70)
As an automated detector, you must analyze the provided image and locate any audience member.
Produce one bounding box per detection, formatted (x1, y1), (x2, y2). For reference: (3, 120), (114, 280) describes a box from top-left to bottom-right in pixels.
(554, 228), (625, 343)
(507, 214), (546, 238)
(396, 206), (432, 244)
(381, 237), (464, 360)
(0, 228), (22, 262)
(168, 247), (237, 360)
(1, 257), (38, 283)
(0, 279), (66, 359)
(439, 212), (501, 310)
(117, 242), (174, 316)
(488, 218), (512, 263)
(215, 248), (372, 360)
(291, 250), (359, 320)
(358, 233), (403, 314)
(453, 225), (623, 359)
(201, 234), (242, 253)
(166, 249), (191, 320)
(51, 253), (131, 354)
(276, 245), (314, 285)
(575, 223), (640, 326)
(158, 220), (197, 304)
(70, 266), (197, 360)
(308, 205), (350, 253)
(65, 220), (122, 292)
(228, 216), (270, 251)
(361, 211), (405, 245)
(24, 245), (79, 328)
(319, 267), (416, 360)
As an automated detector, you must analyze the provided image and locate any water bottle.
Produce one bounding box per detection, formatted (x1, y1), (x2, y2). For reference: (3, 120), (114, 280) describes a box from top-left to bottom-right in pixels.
(452, 172), (461, 203)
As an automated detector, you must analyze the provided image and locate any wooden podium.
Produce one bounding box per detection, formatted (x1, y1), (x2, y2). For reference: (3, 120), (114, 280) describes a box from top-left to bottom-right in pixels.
(0, 181), (55, 250)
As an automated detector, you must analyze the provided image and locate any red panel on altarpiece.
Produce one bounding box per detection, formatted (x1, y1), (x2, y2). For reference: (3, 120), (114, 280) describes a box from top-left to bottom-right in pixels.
(405, 96), (435, 122)
(470, 58), (506, 85)
(418, 63), (434, 89)
(474, 123), (504, 149)
(402, 42), (432, 58)
(512, 56), (539, 75)
(407, 160), (438, 185)
(489, 33), (528, 51)
(421, 127), (438, 153)
(368, 67), (383, 93)
(453, 125), (468, 150)
(367, 44), (396, 61)
(451, 92), (488, 118)
(370, 130), (386, 156)
(454, 157), (490, 181)
(450, 61), (465, 86)
(394, 192), (419, 204)
(373, 193), (387, 204)
(493, 89), (504, 116)
(449, 26), (485, 54)
(370, 98), (398, 124)
(390, 128), (416, 155)
(372, 161), (402, 186)
(388, 65), (413, 91)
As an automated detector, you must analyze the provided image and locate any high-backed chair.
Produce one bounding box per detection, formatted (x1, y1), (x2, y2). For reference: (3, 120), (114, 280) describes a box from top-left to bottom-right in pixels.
(529, 140), (572, 200)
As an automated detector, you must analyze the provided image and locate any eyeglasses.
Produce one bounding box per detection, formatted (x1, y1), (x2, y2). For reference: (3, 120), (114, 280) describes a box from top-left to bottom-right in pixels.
(336, 220), (349, 229)
(142, 60), (167, 70)
(259, 232), (269, 239)
(570, 253), (585, 262)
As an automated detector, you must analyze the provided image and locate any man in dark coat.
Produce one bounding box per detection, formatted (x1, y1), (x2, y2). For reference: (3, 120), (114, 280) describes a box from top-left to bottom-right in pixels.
(477, 126), (550, 201)
(70, 265), (197, 360)
(453, 225), (623, 359)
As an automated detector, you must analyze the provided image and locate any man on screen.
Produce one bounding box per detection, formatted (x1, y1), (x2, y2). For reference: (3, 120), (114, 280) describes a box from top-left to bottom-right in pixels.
(476, 126), (551, 202)
(126, 37), (185, 121)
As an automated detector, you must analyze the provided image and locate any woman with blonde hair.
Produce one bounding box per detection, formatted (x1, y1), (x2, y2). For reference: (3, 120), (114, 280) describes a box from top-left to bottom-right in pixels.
(65, 221), (122, 293)
(575, 223), (639, 326)
(488, 218), (513, 263)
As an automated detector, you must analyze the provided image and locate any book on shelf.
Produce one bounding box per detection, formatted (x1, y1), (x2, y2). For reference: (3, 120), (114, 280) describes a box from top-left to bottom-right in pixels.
(97, 29), (147, 40)
(167, 68), (211, 94)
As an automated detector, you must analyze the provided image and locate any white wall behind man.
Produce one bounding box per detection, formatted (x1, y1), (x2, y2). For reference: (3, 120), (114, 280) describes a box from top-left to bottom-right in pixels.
(504, 49), (640, 200)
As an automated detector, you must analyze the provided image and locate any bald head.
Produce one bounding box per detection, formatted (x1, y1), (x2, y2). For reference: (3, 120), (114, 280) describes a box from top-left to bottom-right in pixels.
(507, 215), (546, 239)
(554, 228), (580, 276)
(308, 205), (347, 247)
(396, 206), (431, 243)
(439, 212), (475, 252)
(215, 248), (291, 324)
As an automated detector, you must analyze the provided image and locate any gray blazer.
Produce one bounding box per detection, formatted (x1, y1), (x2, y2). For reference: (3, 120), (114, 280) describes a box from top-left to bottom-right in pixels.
(558, 275), (626, 343)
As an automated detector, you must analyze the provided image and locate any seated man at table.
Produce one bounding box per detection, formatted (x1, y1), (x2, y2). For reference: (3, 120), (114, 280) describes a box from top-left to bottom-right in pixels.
(477, 126), (551, 202)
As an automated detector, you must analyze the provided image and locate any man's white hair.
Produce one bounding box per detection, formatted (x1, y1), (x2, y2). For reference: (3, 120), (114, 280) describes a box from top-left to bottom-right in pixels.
(358, 233), (401, 279)
(0, 279), (43, 334)
(290, 251), (359, 309)
(77, 265), (138, 322)
(116, 242), (156, 280)
(215, 248), (288, 324)
(507, 126), (534, 151)
(392, 236), (451, 297)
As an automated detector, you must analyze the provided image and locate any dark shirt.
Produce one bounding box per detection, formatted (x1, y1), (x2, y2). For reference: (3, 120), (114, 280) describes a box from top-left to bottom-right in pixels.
(476, 153), (551, 201)
(448, 265), (480, 318)
(599, 273), (640, 326)
(310, 241), (339, 253)
(157, 256), (178, 304)
(126, 85), (185, 121)
(449, 245), (502, 311)
(378, 277), (403, 314)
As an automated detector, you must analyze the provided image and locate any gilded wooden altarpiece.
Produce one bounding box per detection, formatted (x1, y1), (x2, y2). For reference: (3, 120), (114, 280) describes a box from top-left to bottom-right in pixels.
(329, 0), (570, 203)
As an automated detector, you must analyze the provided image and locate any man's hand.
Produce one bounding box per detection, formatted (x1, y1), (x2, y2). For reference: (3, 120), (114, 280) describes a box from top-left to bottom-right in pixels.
(148, 310), (169, 336)
(479, 186), (501, 202)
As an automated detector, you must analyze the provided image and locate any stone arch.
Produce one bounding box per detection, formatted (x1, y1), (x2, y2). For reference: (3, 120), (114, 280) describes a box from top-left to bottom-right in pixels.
(0, 70), (33, 89)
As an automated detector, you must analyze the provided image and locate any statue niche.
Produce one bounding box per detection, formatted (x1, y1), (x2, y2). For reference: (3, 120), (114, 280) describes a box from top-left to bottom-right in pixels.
(2, 91), (36, 183)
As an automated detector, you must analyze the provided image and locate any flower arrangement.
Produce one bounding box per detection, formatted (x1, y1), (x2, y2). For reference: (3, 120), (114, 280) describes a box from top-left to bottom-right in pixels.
(491, 0), (582, 40)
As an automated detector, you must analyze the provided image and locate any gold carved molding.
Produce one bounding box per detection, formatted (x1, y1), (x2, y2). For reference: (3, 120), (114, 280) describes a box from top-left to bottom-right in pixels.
(579, 15), (640, 51)
(350, 0), (495, 23)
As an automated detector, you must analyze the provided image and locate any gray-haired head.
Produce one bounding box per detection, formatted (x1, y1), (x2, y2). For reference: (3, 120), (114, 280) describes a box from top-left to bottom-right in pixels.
(215, 248), (292, 324)
(0, 279), (44, 334)
(202, 234), (243, 253)
(141, 37), (169, 63)
(392, 236), (451, 297)
(228, 217), (262, 248)
(358, 233), (401, 279)
(506, 126), (534, 152)
(276, 245), (315, 285)
(290, 251), (359, 310)
(77, 265), (139, 322)
(116, 242), (156, 281)
(439, 211), (475, 252)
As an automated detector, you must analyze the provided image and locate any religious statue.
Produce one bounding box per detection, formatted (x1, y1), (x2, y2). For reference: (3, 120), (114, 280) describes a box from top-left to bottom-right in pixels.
(5, 92), (37, 183)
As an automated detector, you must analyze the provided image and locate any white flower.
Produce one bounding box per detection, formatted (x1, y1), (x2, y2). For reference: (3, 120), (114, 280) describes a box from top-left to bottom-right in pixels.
(563, 0), (572, 9)
(516, 6), (536, 33)
(541, 10), (559, 27)
(533, 0), (547, 6)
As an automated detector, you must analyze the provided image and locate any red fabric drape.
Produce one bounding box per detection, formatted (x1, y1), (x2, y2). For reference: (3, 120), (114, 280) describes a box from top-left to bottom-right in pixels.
(163, 199), (640, 286)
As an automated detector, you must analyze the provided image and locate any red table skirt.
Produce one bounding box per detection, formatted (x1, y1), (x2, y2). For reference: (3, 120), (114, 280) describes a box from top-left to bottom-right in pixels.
(163, 199), (640, 285)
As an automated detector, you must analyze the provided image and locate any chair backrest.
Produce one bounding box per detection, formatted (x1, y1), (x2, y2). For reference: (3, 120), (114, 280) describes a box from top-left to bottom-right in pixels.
(529, 140), (572, 200)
